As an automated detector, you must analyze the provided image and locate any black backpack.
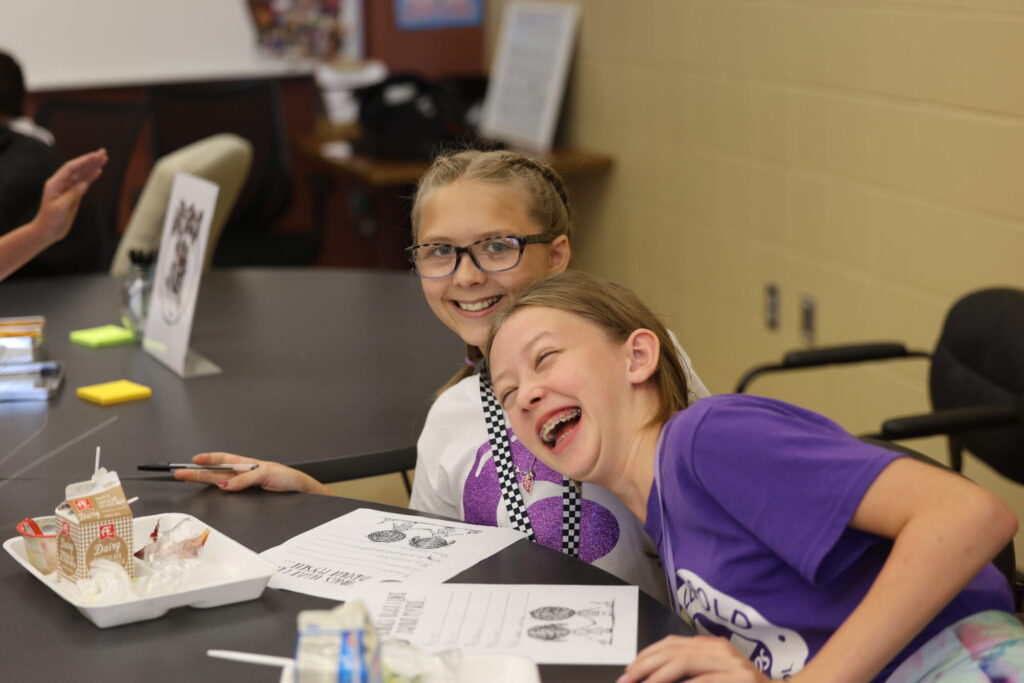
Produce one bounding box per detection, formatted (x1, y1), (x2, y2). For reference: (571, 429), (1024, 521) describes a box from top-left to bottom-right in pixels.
(353, 73), (471, 162)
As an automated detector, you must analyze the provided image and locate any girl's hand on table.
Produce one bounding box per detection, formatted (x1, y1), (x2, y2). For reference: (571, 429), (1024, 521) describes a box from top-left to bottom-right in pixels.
(617, 635), (770, 683)
(173, 452), (334, 496)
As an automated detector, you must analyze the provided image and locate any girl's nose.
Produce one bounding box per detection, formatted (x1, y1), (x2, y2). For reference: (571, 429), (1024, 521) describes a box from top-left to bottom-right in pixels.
(451, 251), (486, 286)
(517, 378), (544, 411)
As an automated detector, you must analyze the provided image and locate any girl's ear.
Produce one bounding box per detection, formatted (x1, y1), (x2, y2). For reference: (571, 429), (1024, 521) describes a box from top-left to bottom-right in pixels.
(547, 234), (570, 274)
(625, 329), (660, 385)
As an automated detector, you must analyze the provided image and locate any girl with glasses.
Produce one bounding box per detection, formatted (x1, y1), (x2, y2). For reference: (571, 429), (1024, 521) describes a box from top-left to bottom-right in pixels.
(486, 271), (1023, 683)
(177, 149), (710, 600)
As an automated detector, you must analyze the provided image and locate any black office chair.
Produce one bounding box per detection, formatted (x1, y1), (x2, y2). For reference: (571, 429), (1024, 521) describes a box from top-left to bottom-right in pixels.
(147, 79), (321, 266)
(736, 288), (1024, 483)
(737, 288), (1024, 606)
(34, 98), (148, 238)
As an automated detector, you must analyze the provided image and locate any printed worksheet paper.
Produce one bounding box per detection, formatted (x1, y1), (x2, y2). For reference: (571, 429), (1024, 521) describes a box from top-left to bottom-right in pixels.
(260, 508), (525, 600)
(347, 583), (639, 665)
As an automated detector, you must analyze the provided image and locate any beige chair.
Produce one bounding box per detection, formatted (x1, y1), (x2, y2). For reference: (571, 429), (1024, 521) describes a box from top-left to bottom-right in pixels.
(109, 133), (253, 278)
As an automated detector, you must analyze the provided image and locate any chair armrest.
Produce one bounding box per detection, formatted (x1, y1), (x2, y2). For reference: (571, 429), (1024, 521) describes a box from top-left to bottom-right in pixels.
(782, 343), (927, 368)
(293, 447), (417, 483)
(876, 403), (1022, 440)
(735, 342), (929, 393)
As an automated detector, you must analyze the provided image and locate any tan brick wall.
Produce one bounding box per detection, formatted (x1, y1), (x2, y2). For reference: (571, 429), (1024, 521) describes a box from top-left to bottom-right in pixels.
(487, 0), (1024, 564)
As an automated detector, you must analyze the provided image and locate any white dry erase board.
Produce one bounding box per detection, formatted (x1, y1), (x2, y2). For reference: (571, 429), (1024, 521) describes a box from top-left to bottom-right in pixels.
(479, 1), (580, 153)
(0, 0), (333, 91)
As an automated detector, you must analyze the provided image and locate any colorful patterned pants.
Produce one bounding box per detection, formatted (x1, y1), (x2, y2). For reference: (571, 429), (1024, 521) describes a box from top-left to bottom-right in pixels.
(887, 610), (1024, 682)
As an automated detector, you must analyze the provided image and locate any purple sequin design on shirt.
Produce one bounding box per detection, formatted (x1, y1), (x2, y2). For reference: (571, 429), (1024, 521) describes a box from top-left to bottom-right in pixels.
(462, 428), (618, 562)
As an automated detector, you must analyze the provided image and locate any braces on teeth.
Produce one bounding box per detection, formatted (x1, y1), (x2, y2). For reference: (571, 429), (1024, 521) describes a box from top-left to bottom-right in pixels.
(541, 408), (581, 445)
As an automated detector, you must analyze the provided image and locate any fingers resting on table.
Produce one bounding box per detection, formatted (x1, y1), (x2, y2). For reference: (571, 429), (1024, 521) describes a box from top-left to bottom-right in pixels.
(173, 452), (334, 496)
(616, 635), (769, 683)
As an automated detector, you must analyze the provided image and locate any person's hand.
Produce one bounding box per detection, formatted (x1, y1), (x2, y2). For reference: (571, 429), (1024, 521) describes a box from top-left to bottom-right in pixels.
(617, 635), (771, 683)
(0, 148), (110, 282)
(32, 148), (108, 243)
(173, 452), (334, 496)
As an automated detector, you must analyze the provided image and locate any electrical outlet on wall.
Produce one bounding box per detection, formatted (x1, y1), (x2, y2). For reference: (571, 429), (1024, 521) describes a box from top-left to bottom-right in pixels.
(764, 283), (780, 331)
(800, 295), (816, 344)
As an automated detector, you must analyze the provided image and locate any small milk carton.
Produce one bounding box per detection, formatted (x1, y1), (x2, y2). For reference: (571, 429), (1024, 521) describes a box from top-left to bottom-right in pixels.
(55, 468), (135, 581)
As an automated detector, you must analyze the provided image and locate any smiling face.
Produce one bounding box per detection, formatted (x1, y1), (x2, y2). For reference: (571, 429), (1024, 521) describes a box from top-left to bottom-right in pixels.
(489, 306), (660, 487)
(415, 180), (569, 348)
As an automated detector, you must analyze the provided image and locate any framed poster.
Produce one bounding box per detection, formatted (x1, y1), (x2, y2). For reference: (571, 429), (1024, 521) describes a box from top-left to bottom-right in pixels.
(479, 1), (580, 153)
(247, 0), (364, 62)
(394, 0), (483, 30)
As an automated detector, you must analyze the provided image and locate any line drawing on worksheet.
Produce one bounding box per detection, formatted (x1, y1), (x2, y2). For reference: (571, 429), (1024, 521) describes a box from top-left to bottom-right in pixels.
(260, 508), (525, 601)
(525, 600), (616, 645)
(366, 515), (483, 550)
(349, 583), (639, 665)
(389, 588), (620, 650)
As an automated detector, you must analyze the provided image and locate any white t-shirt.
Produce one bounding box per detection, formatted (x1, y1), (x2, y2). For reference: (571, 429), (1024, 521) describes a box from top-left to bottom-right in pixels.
(6, 117), (55, 146)
(410, 342), (710, 603)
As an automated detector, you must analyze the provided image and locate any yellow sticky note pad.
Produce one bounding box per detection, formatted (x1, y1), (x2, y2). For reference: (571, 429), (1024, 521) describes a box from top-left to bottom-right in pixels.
(76, 380), (152, 406)
(69, 325), (136, 348)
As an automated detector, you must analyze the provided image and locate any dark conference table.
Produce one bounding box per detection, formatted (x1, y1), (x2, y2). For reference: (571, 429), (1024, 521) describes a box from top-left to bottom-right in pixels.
(0, 269), (691, 681)
(0, 482), (691, 682)
(0, 268), (460, 482)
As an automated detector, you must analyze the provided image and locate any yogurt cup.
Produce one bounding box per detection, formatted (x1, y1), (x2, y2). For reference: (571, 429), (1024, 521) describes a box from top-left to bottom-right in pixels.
(16, 516), (58, 575)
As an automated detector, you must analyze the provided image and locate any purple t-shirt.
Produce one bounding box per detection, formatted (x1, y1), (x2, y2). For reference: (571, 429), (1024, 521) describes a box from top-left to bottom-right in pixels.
(644, 394), (1013, 681)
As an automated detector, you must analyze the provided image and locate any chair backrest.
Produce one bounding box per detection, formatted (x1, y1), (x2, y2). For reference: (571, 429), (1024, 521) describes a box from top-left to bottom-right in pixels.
(109, 134), (253, 278)
(930, 288), (1024, 483)
(147, 80), (292, 237)
(34, 98), (148, 235)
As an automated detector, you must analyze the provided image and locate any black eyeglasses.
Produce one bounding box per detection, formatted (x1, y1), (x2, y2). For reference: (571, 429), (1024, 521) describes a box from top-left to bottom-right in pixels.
(406, 234), (557, 279)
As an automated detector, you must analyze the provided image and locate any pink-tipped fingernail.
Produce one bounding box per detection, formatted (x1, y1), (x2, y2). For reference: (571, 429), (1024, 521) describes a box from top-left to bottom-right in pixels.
(217, 480), (229, 488)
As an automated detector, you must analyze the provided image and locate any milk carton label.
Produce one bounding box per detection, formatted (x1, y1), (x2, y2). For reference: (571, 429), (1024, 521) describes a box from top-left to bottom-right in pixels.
(55, 469), (134, 581)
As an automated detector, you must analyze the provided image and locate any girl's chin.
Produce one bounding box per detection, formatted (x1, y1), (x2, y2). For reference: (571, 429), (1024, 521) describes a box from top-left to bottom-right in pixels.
(547, 445), (587, 482)
(457, 327), (489, 349)
(454, 318), (495, 348)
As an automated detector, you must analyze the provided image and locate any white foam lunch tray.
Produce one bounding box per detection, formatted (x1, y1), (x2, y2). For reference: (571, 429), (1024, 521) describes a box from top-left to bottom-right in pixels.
(3, 512), (276, 628)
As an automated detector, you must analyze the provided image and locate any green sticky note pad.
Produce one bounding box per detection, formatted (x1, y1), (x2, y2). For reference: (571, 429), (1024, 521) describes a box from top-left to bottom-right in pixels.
(69, 325), (136, 348)
(76, 379), (152, 405)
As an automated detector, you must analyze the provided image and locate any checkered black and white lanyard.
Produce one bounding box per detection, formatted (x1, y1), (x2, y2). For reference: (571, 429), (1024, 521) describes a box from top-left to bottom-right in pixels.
(479, 369), (581, 557)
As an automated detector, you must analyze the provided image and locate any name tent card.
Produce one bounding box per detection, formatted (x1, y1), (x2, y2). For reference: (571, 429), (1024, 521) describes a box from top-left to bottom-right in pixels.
(142, 173), (221, 378)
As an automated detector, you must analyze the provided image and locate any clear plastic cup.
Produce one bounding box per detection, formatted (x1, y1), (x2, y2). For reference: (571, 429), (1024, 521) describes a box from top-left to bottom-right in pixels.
(17, 516), (58, 574)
